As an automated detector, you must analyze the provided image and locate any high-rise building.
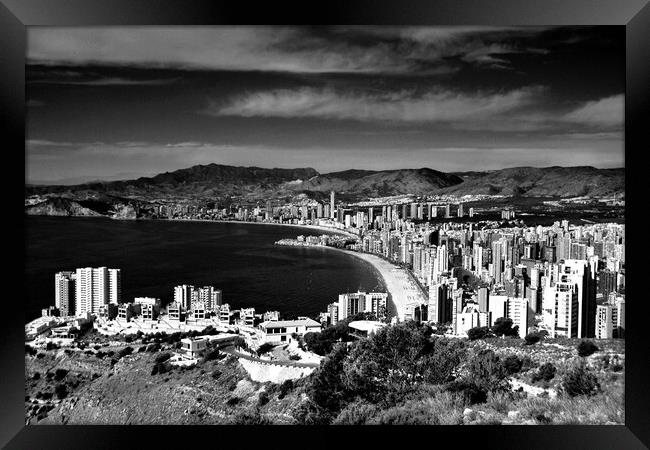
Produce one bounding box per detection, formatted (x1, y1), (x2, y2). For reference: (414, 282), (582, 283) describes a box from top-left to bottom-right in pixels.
(336, 291), (388, 322)
(330, 191), (335, 219)
(506, 297), (529, 338)
(75, 267), (121, 316)
(428, 283), (450, 323)
(174, 284), (195, 310)
(478, 287), (489, 312)
(54, 271), (76, 317)
(108, 268), (121, 304)
(458, 203), (464, 218)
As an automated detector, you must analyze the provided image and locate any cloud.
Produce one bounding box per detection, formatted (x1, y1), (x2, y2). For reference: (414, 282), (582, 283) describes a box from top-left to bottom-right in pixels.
(562, 94), (624, 128)
(210, 86), (543, 124)
(29, 76), (179, 86)
(27, 26), (553, 75)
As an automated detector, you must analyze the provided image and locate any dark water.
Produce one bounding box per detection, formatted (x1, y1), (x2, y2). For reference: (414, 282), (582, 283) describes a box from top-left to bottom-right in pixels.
(25, 217), (385, 322)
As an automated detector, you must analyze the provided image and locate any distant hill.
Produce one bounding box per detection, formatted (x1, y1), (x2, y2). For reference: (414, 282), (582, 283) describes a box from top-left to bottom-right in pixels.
(25, 163), (624, 218)
(445, 166), (624, 197)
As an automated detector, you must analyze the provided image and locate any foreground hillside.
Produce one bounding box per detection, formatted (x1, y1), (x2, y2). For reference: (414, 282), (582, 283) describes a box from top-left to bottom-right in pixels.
(25, 322), (624, 425)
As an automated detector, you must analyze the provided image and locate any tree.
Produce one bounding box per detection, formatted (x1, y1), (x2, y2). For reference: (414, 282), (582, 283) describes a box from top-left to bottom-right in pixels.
(256, 342), (275, 356)
(524, 332), (542, 345)
(561, 366), (600, 397)
(491, 317), (519, 337)
(467, 326), (490, 340)
(577, 340), (599, 357)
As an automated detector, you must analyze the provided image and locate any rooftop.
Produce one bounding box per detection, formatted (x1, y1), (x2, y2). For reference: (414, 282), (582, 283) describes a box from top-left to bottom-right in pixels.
(260, 318), (321, 329)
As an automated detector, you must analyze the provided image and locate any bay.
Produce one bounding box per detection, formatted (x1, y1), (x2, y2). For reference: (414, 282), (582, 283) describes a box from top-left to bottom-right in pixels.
(25, 217), (386, 322)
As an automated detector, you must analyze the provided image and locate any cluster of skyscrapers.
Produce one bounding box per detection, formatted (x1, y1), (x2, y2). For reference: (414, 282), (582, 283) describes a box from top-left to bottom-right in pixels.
(352, 217), (624, 339)
(54, 267), (121, 317)
(322, 291), (389, 326)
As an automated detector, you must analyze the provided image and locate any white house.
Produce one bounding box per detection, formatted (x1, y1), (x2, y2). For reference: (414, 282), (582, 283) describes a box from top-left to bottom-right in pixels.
(258, 318), (321, 344)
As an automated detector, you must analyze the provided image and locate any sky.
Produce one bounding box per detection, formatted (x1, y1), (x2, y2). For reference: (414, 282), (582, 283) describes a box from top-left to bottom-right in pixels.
(26, 26), (624, 184)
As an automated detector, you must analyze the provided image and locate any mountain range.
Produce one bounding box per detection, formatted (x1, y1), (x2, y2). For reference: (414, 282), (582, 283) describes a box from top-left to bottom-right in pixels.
(25, 164), (624, 218)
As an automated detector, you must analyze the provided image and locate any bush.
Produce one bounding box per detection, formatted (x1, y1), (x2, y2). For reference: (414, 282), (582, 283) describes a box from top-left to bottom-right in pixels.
(503, 355), (523, 374)
(561, 367), (600, 397)
(54, 369), (69, 382)
(36, 353), (46, 359)
(155, 352), (171, 364)
(532, 363), (556, 382)
(151, 362), (169, 376)
(226, 396), (240, 407)
(117, 346), (133, 359)
(577, 340), (599, 357)
(524, 332), (542, 345)
(278, 379), (294, 399)
(54, 384), (68, 400)
(146, 343), (161, 353)
(32, 372), (41, 380)
(289, 354), (301, 361)
(256, 343), (275, 356)
(258, 391), (270, 407)
(138, 346), (147, 353)
(46, 342), (60, 351)
(203, 349), (220, 362)
(25, 345), (37, 356)
(467, 326), (490, 340)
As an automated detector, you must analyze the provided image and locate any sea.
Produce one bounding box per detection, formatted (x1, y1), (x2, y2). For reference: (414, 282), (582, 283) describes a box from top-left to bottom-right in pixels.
(25, 217), (386, 322)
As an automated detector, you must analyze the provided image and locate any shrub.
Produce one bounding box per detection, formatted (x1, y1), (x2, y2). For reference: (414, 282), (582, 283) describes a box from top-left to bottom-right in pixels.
(25, 345), (37, 356)
(32, 372), (41, 380)
(467, 326), (490, 340)
(155, 352), (171, 364)
(333, 399), (380, 424)
(117, 346), (133, 359)
(54, 369), (69, 381)
(577, 340), (599, 357)
(532, 363), (556, 382)
(146, 343), (161, 352)
(226, 396), (240, 407)
(289, 354), (301, 361)
(54, 384), (68, 400)
(36, 353), (46, 359)
(256, 343), (275, 356)
(203, 349), (220, 362)
(503, 355), (523, 374)
(524, 332), (542, 345)
(561, 367), (600, 397)
(124, 335), (133, 343)
(229, 410), (271, 424)
(278, 379), (294, 399)
(257, 391), (270, 407)
(138, 346), (147, 353)
(46, 342), (60, 351)
(211, 369), (222, 379)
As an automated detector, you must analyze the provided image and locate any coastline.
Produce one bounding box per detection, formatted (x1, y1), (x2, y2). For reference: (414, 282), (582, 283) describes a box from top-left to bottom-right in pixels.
(165, 218), (359, 239)
(288, 244), (428, 322)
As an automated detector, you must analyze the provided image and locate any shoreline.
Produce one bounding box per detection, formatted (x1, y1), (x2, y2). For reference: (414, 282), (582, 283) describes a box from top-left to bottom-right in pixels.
(152, 217), (360, 239)
(286, 244), (428, 321)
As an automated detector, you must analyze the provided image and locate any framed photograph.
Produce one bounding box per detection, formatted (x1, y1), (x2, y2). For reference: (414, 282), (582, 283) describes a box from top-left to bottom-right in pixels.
(2, 0), (648, 448)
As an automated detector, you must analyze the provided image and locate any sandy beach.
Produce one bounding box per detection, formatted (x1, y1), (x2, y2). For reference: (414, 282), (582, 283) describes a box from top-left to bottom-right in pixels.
(308, 246), (428, 321)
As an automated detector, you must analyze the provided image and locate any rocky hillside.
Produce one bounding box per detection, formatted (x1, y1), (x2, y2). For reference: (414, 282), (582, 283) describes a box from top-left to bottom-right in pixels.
(25, 164), (624, 218)
(445, 166), (624, 197)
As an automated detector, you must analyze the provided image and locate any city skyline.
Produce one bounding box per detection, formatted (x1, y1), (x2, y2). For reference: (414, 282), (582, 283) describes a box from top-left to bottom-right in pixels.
(26, 26), (624, 184)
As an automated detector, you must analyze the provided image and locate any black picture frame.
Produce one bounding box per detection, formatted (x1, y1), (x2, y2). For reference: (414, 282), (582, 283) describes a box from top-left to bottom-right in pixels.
(2, 0), (648, 448)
